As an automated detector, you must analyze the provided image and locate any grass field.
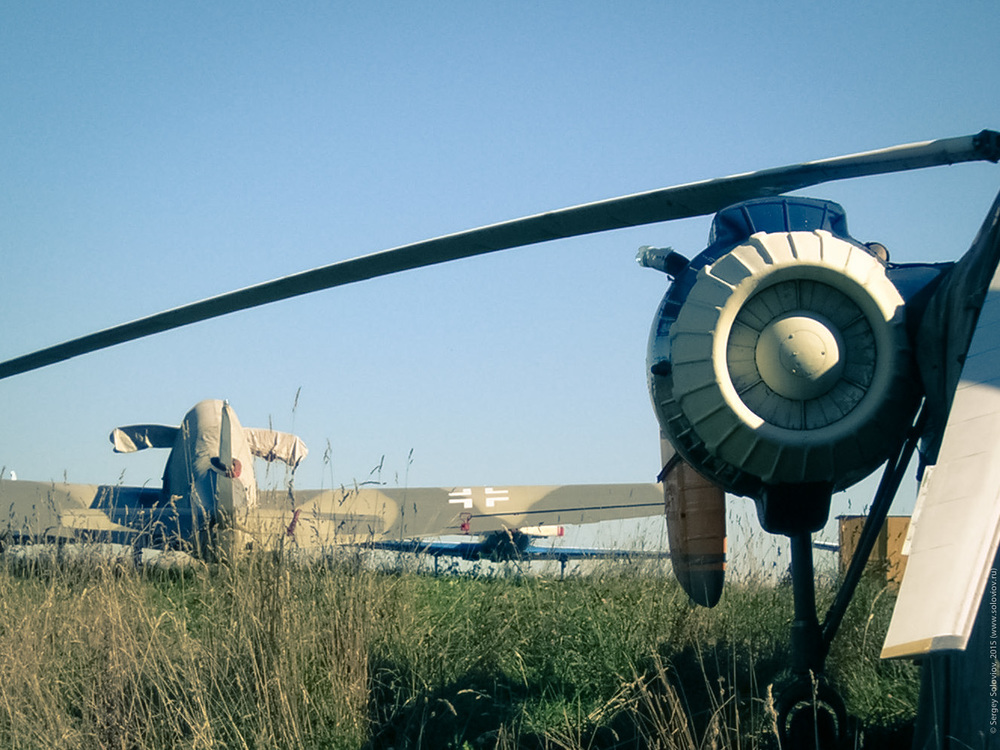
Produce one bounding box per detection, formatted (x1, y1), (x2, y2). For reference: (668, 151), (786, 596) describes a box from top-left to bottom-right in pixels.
(0, 547), (918, 749)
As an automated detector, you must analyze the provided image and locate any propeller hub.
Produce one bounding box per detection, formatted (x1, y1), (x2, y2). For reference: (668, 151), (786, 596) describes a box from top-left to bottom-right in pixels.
(755, 312), (845, 400)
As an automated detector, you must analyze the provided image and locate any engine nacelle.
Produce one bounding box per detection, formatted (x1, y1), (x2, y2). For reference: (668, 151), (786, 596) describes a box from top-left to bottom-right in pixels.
(648, 198), (919, 515)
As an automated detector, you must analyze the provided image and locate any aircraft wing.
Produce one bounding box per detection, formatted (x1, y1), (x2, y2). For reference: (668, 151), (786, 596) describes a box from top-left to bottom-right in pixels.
(0, 479), (141, 541)
(0, 479), (663, 552)
(366, 537), (669, 562)
(518, 543), (669, 562)
(881, 189), (1000, 658)
(366, 538), (491, 560)
(252, 483), (663, 548)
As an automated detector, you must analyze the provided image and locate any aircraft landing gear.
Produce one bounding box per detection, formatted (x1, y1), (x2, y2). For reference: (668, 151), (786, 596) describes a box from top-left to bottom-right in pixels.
(755, 483), (846, 746)
(773, 531), (847, 749)
(769, 410), (927, 748)
(775, 673), (847, 750)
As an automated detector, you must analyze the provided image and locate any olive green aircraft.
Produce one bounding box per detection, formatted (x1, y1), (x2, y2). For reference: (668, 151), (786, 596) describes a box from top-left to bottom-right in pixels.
(2, 130), (998, 747)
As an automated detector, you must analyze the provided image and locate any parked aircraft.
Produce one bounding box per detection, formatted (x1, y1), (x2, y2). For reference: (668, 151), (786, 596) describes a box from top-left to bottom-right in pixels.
(1, 130), (998, 747)
(0, 398), (663, 563)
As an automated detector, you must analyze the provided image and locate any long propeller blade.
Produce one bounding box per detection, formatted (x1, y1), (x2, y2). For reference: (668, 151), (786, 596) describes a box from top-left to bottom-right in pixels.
(2, 130), (997, 381)
(914, 187), (1000, 460)
(883, 188), (1000, 658)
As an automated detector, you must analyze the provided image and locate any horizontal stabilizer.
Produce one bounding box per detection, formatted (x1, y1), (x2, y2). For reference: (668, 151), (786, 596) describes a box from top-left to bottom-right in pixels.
(245, 428), (308, 467)
(110, 424), (179, 453)
(882, 190), (1000, 659)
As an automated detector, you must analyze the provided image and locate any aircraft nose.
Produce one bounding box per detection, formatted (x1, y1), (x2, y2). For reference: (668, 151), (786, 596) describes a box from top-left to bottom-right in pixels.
(210, 456), (243, 479)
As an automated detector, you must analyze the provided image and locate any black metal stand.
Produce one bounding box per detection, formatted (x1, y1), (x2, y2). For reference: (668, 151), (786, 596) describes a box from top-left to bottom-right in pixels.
(771, 407), (927, 747)
(775, 528), (847, 749)
(821, 406), (926, 648)
(789, 532), (824, 675)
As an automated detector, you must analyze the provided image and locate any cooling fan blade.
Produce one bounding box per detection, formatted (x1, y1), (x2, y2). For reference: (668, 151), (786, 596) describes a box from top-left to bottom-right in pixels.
(1, 131), (996, 380)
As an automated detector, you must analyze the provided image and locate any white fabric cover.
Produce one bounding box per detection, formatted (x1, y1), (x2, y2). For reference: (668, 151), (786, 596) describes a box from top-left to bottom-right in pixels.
(245, 428), (308, 467)
(110, 424), (179, 453)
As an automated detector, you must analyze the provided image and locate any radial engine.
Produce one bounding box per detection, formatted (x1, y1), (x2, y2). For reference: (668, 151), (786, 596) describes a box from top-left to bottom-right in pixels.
(641, 197), (924, 534)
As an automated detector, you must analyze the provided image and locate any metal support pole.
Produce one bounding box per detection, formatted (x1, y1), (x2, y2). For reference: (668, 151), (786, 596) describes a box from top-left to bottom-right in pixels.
(789, 531), (825, 675)
(821, 405), (926, 650)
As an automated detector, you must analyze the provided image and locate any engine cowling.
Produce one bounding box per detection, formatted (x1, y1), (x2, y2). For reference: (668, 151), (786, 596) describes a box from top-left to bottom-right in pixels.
(648, 198), (919, 504)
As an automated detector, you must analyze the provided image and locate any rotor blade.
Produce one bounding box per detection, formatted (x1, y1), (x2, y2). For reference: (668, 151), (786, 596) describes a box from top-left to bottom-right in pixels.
(882, 188), (1000, 658)
(2, 130), (997, 380)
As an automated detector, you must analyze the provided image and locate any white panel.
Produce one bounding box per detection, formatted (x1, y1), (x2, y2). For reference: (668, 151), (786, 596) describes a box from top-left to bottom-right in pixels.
(883, 263), (1000, 658)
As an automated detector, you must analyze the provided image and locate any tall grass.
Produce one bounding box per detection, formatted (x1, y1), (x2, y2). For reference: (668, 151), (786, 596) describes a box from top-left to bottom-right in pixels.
(0, 547), (916, 749)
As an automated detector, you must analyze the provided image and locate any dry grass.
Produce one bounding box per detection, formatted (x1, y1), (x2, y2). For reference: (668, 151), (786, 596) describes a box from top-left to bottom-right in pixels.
(0, 546), (916, 749)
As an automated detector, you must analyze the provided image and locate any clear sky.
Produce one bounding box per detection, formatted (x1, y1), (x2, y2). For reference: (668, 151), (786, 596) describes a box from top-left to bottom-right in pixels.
(1, 2), (997, 555)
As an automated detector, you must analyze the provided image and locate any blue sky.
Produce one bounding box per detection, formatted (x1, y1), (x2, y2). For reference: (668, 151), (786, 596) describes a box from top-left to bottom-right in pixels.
(1, 2), (997, 552)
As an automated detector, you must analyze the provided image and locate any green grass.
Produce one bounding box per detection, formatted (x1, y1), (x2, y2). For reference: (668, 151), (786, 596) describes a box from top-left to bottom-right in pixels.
(0, 548), (917, 749)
